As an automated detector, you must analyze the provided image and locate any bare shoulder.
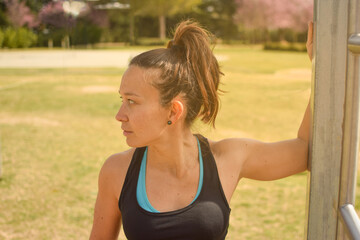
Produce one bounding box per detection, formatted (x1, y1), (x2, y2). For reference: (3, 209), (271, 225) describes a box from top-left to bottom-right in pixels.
(209, 136), (308, 181)
(90, 149), (135, 239)
(99, 148), (136, 198)
(207, 137), (262, 177)
(206, 137), (253, 180)
(102, 148), (135, 174)
(207, 137), (253, 164)
(205, 137), (255, 201)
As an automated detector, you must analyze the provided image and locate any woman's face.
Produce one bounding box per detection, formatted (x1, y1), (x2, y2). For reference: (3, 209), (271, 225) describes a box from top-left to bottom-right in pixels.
(116, 65), (170, 147)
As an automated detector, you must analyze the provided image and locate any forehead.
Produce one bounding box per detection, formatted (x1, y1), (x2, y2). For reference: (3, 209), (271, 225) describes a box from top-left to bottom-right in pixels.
(119, 65), (160, 95)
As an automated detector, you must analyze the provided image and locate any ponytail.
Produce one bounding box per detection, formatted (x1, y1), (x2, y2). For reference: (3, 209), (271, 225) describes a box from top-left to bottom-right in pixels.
(130, 20), (222, 127)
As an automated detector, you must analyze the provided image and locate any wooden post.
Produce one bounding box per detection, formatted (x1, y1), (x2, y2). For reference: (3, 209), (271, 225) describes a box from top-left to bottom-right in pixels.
(337, 0), (360, 238)
(0, 137), (2, 179)
(306, 0), (360, 239)
(305, 0), (349, 239)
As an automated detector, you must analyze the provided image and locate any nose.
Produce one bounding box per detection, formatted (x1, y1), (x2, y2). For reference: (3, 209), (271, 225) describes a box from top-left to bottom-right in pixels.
(115, 105), (128, 122)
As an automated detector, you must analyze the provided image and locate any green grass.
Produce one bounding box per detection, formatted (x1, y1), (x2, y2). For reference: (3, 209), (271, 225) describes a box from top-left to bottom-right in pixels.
(0, 45), (341, 239)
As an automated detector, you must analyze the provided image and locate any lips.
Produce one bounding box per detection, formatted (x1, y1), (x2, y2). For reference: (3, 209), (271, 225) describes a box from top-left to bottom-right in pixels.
(122, 127), (133, 136)
(123, 130), (132, 136)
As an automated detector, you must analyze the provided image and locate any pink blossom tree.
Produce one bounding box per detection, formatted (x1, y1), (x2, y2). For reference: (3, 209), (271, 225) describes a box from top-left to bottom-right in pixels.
(38, 1), (108, 47)
(5, 0), (38, 28)
(268, 0), (313, 32)
(38, 1), (76, 48)
(85, 4), (109, 29)
(235, 0), (313, 32)
(38, 1), (75, 29)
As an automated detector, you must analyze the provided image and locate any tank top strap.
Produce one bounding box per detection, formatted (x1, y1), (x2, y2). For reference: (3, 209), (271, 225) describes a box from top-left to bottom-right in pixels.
(119, 147), (146, 211)
(195, 134), (230, 210)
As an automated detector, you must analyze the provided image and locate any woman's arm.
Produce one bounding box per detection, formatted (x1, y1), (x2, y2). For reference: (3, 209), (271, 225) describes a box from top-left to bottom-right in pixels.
(215, 100), (310, 182)
(239, 101), (310, 180)
(216, 22), (313, 181)
(239, 22), (313, 180)
(90, 152), (132, 240)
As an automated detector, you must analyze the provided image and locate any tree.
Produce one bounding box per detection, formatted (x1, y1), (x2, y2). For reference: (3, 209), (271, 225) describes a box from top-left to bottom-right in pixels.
(38, 1), (76, 47)
(234, 0), (313, 43)
(136, 0), (201, 40)
(0, 2), (8, 28)
(127, 0), (145, 44)
(193, 0), (238, 41)
(5, 0), (38, 28)
(86, 4), (109, 29)
(70, 4), (108, 45)
(24, 0), (52, 12)
(235, 0), (313, 31)
(39, 1), (75, 29)
(38, 1), (109, 47)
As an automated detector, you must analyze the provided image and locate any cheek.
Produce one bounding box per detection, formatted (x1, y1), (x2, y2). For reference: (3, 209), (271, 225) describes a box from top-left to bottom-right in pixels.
(126, 105), (168, 146)
(136, 107), (167, 131)
(126, 113), (167, 147)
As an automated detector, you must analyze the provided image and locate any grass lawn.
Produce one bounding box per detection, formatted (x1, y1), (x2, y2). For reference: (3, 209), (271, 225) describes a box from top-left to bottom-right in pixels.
(0, 45), (346, 239)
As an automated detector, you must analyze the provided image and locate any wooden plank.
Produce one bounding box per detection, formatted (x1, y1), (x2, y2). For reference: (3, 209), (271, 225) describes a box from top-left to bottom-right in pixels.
(337, 0), (360, 239)
(0, 137), (2, 179)
(305, 0), (349, 239)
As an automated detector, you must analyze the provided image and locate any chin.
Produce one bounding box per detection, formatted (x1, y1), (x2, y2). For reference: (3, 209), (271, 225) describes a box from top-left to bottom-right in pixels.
(125, 137), (147, 148)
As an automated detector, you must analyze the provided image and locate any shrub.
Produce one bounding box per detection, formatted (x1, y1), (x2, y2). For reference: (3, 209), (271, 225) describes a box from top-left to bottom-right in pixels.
(136, 37), (168, 46)
(37, 28), (67, 47)
(16, 28), (37, 48)
(0, 29), (4, 48)
(3, 28), (17, 48)
(263, 42), (307, 52)
(71, 20), (102, 46)
(2, 27), (37, 48)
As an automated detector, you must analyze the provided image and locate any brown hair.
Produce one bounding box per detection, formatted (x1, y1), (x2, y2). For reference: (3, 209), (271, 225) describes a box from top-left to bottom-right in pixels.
(129, 20), (222, 127)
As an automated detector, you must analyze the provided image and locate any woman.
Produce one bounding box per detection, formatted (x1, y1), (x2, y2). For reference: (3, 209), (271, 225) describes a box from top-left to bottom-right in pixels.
(90, 20), (313, 240)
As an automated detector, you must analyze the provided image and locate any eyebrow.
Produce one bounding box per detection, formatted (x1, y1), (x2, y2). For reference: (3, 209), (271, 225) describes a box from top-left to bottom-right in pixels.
(118, 91), (141, 97)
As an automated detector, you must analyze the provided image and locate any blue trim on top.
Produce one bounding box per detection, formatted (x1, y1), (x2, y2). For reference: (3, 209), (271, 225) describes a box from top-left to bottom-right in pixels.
(137, 148), (160, 213)
(136, 137), (204, 213)
(191, 138), (203, 204)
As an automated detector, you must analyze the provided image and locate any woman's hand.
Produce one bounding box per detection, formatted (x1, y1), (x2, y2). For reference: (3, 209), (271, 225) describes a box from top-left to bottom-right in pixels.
(306, 21), (314, 61)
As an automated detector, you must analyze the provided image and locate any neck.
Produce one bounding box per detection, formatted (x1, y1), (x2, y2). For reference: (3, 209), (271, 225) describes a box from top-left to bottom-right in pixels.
(146, 128), (198, 178)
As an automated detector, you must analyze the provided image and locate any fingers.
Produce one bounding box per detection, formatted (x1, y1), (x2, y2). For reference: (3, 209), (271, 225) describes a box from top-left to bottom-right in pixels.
(306, 21), (314, 61)
(306, 21), (313, 46)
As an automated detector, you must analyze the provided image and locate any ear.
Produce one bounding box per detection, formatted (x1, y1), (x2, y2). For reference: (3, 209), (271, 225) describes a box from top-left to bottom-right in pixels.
(168, 98), (185, 124)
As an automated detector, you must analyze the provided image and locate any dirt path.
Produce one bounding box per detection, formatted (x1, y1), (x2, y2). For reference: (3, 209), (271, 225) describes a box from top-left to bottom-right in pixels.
(0, 50), (142, 68)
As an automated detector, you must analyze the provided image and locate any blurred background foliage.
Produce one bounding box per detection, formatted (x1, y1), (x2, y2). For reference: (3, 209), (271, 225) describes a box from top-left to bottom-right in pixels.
(0, 0), (313, 49)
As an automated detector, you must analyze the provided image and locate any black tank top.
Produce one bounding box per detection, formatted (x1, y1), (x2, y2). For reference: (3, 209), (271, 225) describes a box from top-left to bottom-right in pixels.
(118, 134), (231, 240)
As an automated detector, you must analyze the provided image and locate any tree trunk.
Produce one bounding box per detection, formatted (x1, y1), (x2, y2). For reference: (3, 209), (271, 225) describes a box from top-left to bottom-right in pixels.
(0, 139), (2, 179)
(48, 39), (53, 48)
(62, 35), (70, 48)
(129, 12), (135, 44)
(159, 15), (166, 40)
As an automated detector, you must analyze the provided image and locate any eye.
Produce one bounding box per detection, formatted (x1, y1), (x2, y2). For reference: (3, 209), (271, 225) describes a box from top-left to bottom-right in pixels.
(120, 96), (135, 105)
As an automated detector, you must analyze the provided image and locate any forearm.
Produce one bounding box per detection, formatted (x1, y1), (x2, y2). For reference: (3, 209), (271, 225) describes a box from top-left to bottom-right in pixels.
(297, 100), (311, 170)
